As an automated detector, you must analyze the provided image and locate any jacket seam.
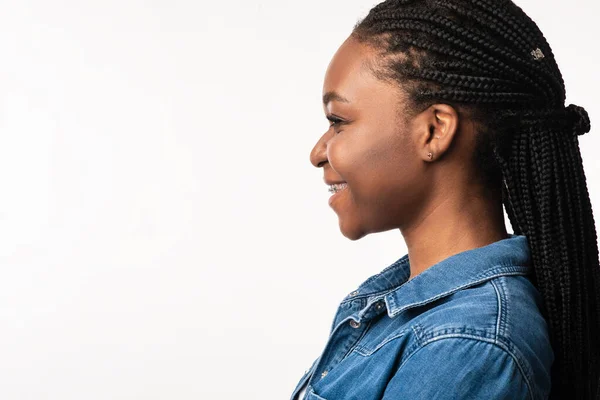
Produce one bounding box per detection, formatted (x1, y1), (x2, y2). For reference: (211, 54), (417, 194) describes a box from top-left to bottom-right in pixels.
(490, 279), (503, 341)
(340, 319), (373, 362)
(353, 328), (412, 356)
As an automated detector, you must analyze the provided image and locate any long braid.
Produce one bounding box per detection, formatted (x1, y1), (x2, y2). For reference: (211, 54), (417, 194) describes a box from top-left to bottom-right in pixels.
(352, 0), (600, 398)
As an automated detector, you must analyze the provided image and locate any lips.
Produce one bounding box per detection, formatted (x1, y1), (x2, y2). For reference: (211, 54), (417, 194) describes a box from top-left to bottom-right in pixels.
(324, 179), (347, 185)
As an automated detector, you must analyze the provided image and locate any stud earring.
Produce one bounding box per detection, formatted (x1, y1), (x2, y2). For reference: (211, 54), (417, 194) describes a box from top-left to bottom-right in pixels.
(427, 152), (433, 160)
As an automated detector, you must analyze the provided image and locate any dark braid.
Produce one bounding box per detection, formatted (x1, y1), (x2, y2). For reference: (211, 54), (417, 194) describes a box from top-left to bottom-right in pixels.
(352, 0), (600, 398)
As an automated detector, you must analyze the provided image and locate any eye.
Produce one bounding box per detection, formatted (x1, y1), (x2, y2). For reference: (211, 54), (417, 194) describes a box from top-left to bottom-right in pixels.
(326, 115), (344, 132)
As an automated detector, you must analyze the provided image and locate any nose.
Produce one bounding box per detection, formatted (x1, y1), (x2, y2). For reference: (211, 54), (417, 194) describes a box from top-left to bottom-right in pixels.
(310, 131), (329, 168)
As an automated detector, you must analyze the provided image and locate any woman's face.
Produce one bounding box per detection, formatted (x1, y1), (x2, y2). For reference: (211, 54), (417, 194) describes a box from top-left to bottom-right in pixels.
(310, 36), (432, 240)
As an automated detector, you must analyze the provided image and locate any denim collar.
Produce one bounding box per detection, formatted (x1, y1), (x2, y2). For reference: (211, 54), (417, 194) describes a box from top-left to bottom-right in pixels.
(343, 234), (532, 320)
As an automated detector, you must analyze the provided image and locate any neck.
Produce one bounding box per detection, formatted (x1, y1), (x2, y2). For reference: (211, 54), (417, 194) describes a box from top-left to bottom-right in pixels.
(400, 185), (509, 281)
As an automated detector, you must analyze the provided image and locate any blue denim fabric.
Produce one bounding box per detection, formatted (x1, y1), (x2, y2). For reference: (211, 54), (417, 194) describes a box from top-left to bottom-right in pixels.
(290, 234), (553, 400)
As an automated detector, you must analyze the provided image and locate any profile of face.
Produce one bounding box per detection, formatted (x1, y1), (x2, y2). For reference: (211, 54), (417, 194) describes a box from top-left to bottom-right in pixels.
(310, 36), (463, 241)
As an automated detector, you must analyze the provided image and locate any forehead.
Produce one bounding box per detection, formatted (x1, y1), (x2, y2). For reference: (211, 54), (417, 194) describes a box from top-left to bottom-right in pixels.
(322, 37), (406, 111)
(323, 37), (376, 96)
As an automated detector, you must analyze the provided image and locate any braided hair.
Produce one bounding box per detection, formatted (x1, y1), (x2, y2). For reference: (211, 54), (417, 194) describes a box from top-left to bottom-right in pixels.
(351, 0), (600, 398)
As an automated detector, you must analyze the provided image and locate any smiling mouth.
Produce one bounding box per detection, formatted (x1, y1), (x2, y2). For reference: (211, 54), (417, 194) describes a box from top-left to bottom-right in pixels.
(328, 182), (348, 194)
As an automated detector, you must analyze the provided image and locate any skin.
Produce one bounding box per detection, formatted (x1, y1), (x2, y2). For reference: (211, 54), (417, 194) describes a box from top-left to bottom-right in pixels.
(309, 36), (509, 281)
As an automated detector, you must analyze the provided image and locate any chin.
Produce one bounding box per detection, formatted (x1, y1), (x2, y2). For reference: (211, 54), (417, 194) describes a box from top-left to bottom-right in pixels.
(339, 220), (369, 241)
(340, 218), (398, 240)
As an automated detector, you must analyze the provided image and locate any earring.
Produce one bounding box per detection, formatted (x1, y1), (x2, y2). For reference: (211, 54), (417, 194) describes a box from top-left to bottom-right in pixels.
(427, 152), (433, 160)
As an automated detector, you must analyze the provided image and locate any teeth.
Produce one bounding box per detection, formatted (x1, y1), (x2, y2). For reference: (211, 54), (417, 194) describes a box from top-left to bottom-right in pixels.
(328, 183), (348, 194)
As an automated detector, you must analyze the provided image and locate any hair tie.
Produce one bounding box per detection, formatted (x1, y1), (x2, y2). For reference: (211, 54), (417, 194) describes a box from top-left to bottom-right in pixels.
(565, 104), (591, 136)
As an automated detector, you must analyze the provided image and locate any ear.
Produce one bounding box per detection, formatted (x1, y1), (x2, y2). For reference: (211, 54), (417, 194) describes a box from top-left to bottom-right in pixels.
(413, 104), (459, 162)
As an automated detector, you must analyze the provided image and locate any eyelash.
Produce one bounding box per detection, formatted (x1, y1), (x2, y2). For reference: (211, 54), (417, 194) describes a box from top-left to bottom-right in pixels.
(326, 115), (344, 131)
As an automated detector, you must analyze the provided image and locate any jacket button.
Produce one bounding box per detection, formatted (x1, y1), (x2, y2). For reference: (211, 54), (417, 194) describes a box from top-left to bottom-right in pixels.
(375, 301), (384, 311)
(349, 319), (361, 328)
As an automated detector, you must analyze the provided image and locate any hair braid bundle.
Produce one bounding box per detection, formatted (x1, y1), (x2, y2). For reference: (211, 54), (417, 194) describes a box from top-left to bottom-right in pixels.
(352, 0), (600, 398)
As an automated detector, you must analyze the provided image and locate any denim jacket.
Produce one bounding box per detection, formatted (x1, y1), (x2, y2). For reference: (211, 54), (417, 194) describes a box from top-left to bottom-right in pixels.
(290, 234), (553, 400)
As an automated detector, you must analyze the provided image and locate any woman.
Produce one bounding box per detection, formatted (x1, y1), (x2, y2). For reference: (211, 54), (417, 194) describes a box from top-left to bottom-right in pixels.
(291, 0), (600, 399)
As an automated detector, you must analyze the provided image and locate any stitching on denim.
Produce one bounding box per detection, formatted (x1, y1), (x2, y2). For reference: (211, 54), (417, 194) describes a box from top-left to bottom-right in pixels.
(385, 294), (396, 313)
(331, 321), (370, 367)
(418, 326), (496, 341)
(353, 328), (411, 356)
(490, 279), (503, 343)
(340, 320), (373, 362)
(411, 323), (423, 347)
(498, 277), (509, 338)
(340, 285), (400, 307)
(389, 267), (530, 317)
(397, 335), (535, 400)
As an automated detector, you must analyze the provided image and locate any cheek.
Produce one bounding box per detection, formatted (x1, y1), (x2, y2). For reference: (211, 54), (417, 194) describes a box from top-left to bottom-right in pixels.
(351, 134), (419, 207)
(327, 124), (419, 205)
(326, 136), (363, 177)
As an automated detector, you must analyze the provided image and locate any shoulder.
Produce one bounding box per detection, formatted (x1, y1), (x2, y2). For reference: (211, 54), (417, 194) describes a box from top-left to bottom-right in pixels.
(383, 336), (533, 399)
(399, 274), (552, 399)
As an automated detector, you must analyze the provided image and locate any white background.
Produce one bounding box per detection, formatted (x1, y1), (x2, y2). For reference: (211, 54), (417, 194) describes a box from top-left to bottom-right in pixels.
(0, 1), (598, 399)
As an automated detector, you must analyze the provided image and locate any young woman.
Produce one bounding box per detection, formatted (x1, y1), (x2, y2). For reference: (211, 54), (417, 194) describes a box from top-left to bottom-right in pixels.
(291, 0), (600, 399)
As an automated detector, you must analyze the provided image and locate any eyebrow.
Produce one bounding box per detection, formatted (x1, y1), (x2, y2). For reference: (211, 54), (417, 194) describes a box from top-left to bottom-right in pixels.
(322, 91), (350, 106)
